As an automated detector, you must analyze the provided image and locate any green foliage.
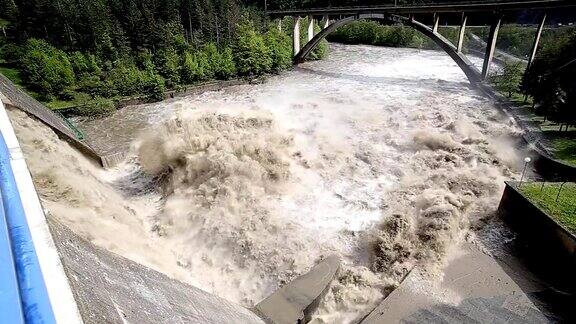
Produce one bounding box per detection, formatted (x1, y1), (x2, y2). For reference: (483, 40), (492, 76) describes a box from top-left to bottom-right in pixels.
(155, 48), (181, 87)
(233, 20), (272, 76)
(265, 26), (292, 73)
(215, 47), (237, 80)
(552, 137), (576, 167)
(69, 52), (101, 77)
(495, 25), (535, 58)
(106, 63), (157, 96)
(0, 65), (22, 85)
(328, 20), (423, 48)
(491, 61), (524, 97)
(201, 43), (220, 80)
(144, 73), (166, 102)
(523, 27), (576, 125)
(437, 27), (466, 50)
(136, 50), (156, 72)
(19, 39), (75, 100)
(0, 43), (22, 63)
(75, 97), (116, 117)
(181, 51), (205, 83)
(77, 75), (106, 98)
(1, 1), (300, 109)
(310, 23), (328, 60)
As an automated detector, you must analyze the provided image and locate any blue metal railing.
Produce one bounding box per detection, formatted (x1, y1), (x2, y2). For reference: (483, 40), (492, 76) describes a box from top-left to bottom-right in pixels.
(0, 132), (56, 324)
(0, 186), (25, 323)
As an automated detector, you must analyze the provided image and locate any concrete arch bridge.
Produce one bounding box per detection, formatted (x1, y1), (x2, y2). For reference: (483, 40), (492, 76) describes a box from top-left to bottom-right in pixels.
(267, 0), (576, 85)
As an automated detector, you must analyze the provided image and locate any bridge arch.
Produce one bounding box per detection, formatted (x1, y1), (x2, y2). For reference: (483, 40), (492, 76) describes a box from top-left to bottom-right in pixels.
(293, 14), (483, 84)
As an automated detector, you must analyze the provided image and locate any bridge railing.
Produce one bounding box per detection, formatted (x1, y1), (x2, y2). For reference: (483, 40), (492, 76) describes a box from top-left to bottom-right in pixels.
(0, 99), (82, 323)
(266, 0), (574, 15)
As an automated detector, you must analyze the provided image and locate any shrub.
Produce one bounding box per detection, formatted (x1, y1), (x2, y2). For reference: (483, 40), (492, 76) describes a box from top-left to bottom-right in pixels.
(310, 23), (329, 60)
(328, 20), (421, 49)
(329, 20), (381, 45)
(77, 75), (105, 98)
(201, 43), (218, 80)
(69, 51), (101, 77)
(136, 50), (155, 72)
(181, 51), (201, 83)
(181, 51), (205, 83)
(0, 43), (22, 63)
(297, 17), (328, 60)
(19, 39), (75, 99)
(75, 97), (116, 117)
(233, 20), (272, 76)
(59, 87), (76, 101)
(202, 43), (237, 80)
(144, 73), (165, 102)
(106, 63), (150, 96)
(215, 47), (237, 80)
(155, 48), (181, 87)
(491, 61), (524, 97)
(265, 26), (292, 72)
(383, 26), (417, 47)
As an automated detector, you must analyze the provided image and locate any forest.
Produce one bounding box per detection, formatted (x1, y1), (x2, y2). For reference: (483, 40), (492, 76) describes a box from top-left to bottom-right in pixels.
(0, 0), (328, 115)
(0, 0), (574, 129)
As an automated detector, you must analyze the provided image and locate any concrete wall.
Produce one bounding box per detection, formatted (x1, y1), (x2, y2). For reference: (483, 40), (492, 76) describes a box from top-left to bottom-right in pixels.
(498, 182), (576, 265)
(0, 99), (83, 323)
(49, 217), (266, 324)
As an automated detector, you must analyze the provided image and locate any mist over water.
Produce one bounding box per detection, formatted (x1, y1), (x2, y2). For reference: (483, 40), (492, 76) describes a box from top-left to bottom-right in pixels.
(14, 44), (529, 323)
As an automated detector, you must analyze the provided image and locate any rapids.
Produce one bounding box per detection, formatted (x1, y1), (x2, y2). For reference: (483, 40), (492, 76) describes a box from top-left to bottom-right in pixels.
(10, 44), (530, 323)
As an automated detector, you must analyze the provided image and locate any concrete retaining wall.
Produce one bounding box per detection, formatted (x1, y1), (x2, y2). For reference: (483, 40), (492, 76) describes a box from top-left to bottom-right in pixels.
(49, 217), (265, 324)
(498, 181), (576, 264)
(0, 99), (83, 323)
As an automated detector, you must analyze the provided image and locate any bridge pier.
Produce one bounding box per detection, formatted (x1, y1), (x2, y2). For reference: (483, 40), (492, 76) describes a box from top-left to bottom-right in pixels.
(293, 17), (301, 57)
(307, 15), (315, 41)
(481, 15), (502, 80)
(322, 15), (330, 29)
(432, 13), (439, 33)
(457, 14), (467, 53)
(278, 19), (282, 32)
(527, 14), (546, 69)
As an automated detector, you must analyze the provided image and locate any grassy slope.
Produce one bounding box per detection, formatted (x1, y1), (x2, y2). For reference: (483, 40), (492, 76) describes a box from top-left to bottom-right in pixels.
(0, 64), (23, 84)
(551, 137), (576, 167)
(520, 182), (576, 234)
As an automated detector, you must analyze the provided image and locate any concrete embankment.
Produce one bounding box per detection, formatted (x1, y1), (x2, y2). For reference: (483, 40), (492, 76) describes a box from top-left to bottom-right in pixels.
(498, 181), (576, 264)
(48, 217), (266, 324)
(362, 244), (550, 323)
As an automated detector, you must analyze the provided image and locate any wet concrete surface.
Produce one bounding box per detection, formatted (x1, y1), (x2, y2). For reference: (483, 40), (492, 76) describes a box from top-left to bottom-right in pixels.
(48, 217), (265, 324)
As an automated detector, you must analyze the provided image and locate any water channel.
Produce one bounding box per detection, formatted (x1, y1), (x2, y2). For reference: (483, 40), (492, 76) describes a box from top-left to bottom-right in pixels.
(14, 43), (554, 322)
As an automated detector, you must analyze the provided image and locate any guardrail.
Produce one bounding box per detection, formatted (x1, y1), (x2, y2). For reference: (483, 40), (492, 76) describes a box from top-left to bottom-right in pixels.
(0, 99), (82, 323)
(0, 130), (55, 323)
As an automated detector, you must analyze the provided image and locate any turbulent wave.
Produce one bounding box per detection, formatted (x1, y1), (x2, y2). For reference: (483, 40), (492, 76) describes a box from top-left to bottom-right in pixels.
(8, 45), (529, 323)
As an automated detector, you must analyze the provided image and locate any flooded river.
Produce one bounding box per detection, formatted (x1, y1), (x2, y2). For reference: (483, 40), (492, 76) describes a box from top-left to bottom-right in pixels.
(13, 44), (536, 322)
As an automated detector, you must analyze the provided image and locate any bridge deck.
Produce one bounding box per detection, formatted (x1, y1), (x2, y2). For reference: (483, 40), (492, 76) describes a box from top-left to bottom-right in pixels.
(267, 0), (575, 16)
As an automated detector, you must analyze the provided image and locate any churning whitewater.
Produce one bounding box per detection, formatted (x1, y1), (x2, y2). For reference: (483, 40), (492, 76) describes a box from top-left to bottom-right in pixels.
(10, 44), (527, 323)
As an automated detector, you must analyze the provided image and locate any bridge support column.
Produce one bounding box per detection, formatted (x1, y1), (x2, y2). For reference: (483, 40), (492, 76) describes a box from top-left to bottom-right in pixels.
(457, 14), (467, 53)
(322, 15), (330, 29)
(527, 14), (546, 69)
(278, 18), (282, 32)
(433, 13), (439, 33)
(293, 17), (301, 57)
(307, 15), (315, 41)
(481, 16), (502, 80)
